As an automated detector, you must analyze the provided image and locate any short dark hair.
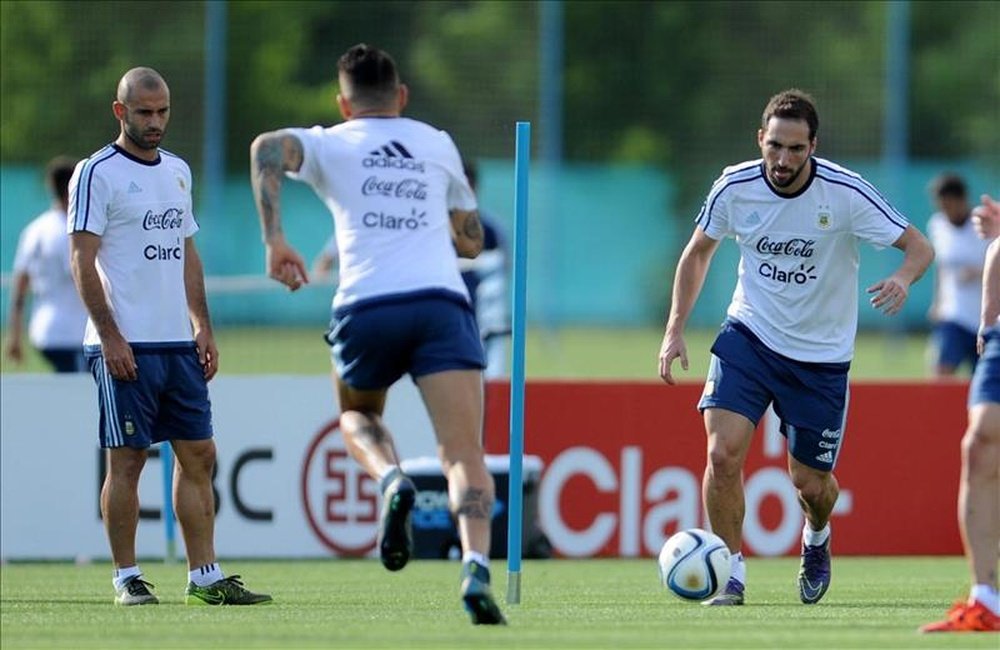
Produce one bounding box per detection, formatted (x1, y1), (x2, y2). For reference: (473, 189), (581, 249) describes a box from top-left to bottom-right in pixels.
(762, 89), (819, 141)
(337, 44), (399, 108)
(929, 172), (967, 199)
(45, 156), (77, 204)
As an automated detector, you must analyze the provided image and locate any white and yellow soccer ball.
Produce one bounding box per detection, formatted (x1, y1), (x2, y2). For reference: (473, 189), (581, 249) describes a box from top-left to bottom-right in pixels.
(657, 528), (731, 601)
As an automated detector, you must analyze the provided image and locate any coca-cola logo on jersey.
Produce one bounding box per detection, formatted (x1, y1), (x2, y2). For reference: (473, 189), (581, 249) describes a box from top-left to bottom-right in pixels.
(142, 207), (185, 230)
(361, 177), (428, 201)
(755, 236), (815, 258)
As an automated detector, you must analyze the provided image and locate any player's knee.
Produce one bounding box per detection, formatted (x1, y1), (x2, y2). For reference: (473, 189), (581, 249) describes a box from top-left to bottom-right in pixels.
(107, 447), (147, 482)
(705, 442), (744, 478)
(961, 427), (1000, 478)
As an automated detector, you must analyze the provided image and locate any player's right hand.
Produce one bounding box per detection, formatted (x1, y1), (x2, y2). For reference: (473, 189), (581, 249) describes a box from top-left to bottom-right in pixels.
(266, 239), (309, 292)
(658, 331), (688, 385)
(101, 332), (137, 381)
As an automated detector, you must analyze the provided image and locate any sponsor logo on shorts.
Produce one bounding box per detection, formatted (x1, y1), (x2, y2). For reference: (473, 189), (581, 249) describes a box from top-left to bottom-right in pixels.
(821, 428), (841, 439)
(815, 450), (833, 463)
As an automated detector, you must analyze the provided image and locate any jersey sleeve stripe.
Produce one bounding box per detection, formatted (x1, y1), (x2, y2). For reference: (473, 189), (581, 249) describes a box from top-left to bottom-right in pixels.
(698, 169), (762, 229)
(814, 161), (908, 225)
(815, 173), (908, 229)
(72, 146), (117, 232)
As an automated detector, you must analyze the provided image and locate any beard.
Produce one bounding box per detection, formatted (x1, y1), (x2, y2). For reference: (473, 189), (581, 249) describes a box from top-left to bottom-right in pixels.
(123, 122), (162, 150)
(767, 161), (807, 188)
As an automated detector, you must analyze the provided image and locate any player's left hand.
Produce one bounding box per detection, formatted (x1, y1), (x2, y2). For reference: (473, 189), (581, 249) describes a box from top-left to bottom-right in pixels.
(866, 277), (909, 315)
(195, 329), (219, 381)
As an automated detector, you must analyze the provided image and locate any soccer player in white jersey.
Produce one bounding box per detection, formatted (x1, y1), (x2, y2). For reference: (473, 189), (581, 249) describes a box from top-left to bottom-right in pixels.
(657, 89), (934, 606)
(5, 156), (88, 372)
(925, 173), (991, 377)
(249, 44), (505, 625)
(69, 67), (270, 607)
(922, 193), (1000, 633)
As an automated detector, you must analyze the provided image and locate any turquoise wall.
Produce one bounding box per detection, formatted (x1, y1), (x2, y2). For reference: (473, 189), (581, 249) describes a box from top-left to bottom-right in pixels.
(2, 161), (996, 329)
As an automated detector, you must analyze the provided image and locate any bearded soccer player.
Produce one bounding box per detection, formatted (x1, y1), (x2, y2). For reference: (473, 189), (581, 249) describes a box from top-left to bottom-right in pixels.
(69, 66), (271, 607)
(658, 89), (934, 606)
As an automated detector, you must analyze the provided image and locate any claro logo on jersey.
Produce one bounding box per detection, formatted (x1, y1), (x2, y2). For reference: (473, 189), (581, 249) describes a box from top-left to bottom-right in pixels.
(363, 140), (425, 173)
(142, 207), (185, 230)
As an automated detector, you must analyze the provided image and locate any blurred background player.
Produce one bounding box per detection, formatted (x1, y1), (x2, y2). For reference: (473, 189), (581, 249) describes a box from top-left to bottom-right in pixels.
(4, 156), (88, 372)
(311, 231), (339, 281)
(69, 66), (270, 607)
(658, 89), (934, 606)
(249, 43), (505, 625)
(458, 160), (509, 379)
(925, 173), (990, 377)
(921, 192), (1000, 633)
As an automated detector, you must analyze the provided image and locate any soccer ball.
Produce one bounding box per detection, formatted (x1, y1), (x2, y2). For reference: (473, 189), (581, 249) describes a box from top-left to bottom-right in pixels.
(657, 528), (731, 601)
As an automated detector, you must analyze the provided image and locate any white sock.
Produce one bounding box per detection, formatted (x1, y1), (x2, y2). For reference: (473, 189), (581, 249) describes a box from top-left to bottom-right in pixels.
(189, 562), (224, 587)
(730, 552), (746, 585)
(803, 522), (831, 547)
(970, 584), (1000, 615)
(113, 565), (142, 591)
(379, 467), (403, 494)
(462, 551), (489, 568)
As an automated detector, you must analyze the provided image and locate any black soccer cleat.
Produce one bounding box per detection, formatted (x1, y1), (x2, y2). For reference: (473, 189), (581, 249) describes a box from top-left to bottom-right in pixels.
(377, 475), (416, 572)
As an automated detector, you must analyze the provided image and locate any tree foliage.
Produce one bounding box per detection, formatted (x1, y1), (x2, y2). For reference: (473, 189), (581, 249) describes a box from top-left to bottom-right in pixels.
(2, 0), (997, 190)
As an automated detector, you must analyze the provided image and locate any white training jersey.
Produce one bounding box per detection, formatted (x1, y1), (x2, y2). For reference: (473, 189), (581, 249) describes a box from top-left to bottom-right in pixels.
(68, 144), (199, 346)
(11, 207), (88, 348)
(286, 117), (477, 309)
(927, 212), (989, 333)
(697, 157), (908, 363)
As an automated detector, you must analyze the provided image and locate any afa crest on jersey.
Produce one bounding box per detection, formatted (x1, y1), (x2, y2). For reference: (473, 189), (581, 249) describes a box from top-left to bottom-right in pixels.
(817, 210), (832, 230)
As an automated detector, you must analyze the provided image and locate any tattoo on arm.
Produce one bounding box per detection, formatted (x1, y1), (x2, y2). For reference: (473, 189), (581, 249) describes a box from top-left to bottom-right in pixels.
(250, 132), (304, 242)
(455, 488), (493, 519)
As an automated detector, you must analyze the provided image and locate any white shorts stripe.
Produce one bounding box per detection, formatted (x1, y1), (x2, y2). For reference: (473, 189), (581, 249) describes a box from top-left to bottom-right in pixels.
(98, 360), (122, 447)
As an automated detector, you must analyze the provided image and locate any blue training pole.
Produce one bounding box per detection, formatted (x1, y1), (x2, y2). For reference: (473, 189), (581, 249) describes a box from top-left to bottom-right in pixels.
(161, 444), (177, 562)
(506, 121), (530, 605)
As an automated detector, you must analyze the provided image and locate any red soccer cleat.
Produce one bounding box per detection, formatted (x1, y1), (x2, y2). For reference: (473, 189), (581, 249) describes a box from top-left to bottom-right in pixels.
(919, 600), (1000, 633)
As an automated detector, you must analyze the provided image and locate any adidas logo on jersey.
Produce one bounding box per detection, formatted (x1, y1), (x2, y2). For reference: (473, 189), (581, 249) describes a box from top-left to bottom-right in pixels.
(363, 140), (425, 172)
(128, 182), (143, 194)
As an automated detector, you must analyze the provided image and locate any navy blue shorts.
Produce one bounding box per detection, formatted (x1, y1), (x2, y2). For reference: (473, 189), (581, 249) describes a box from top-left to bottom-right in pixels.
(87, 344), (213, 449)
(969, 327), (1000, 408)
(326, 290), (485, 390)
(698, 320), (850, 471)
(930, 320), (979, 372)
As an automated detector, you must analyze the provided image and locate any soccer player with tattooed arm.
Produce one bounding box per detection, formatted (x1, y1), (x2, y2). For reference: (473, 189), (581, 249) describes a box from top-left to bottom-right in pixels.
(249, 43), (505, 625)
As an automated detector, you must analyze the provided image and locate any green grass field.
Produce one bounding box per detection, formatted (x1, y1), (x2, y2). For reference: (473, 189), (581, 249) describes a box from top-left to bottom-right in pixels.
(0, 558), (991, 649)
(0, 326), (935, 380)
